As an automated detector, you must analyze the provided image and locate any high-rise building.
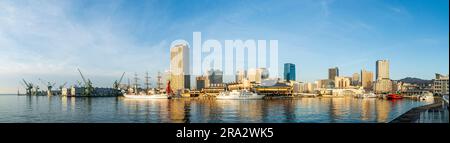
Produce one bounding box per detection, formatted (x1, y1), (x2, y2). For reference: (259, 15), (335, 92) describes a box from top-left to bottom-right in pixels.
(352, 73), (360, 86)
(374, 60), (392, 93)
(235, 70), (247, 83)
(433, 73), (449, 95)
(361, 69), (374, 91)
(170, 44), (190, 92)
(328, 67), (339, 81)
(284, 63), (296, 81)
(376, 60), (389, 80)
(206, 69), (223, 86)
(334, 76), (351, 89)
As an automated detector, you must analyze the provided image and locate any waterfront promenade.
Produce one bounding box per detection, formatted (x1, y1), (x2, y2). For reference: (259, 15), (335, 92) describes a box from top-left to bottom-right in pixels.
(390, 97), (449, 123)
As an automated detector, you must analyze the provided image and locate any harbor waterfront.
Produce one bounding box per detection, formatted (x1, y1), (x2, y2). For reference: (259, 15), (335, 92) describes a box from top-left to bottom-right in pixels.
(0, 94), (436, 123)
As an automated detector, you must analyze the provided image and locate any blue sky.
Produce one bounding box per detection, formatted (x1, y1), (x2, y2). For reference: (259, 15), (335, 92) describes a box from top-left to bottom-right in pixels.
(0, 0), (448, 93)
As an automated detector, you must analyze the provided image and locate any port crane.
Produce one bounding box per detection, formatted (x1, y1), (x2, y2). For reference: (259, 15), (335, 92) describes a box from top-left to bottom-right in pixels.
(59, 82), (67, 90)
(113, 72), (126, 96)
(22, 79), (41, 96)
(39, 78), (56, 96)
(22, 79), (33, 96)
(113, 72), (126, 89)
(77, 68), (94, 96)
(33, 85), (40, 96)
(76, 80), (82, 87)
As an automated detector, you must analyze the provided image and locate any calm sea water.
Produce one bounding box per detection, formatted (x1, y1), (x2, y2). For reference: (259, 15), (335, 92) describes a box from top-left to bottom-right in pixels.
(0, 94), (432, 123)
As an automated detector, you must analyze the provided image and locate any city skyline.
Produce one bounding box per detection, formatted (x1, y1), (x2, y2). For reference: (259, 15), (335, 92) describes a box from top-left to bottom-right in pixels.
(1, 0), (449, 93)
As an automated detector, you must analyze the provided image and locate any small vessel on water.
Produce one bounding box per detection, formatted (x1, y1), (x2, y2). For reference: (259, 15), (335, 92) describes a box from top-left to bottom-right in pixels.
(355, 93), (377, 98)
(387, 94), (403, 100)
(123, 94), (170, 99)
(123, 75), (174, 100)
(418, 92), (434, 101)
(216, 90), (265, 100)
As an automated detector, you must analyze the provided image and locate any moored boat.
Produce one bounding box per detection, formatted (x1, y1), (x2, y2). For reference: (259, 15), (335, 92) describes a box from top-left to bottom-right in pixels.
(216, 90), (265, 100)
(354, 93), (377, 98)
(123, 76), (174, 100)
(123, 94), (170, 99)
(387, 94), (403, 100)
(418, 92), (433, 101)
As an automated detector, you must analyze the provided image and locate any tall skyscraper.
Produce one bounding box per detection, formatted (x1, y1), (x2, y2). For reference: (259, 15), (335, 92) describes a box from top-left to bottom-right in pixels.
(374, 60), (392, 93)
(284, 63), (296, 81)
(328, 67), (339, 81)
(376, 60), (389, 80)
(170, 44), (190, 92)
(361, 69), (374, 90)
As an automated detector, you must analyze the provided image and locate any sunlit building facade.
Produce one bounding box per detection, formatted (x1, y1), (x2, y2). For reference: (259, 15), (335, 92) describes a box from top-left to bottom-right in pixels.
(361, 69), (374, 91)
(374, 79), (393, 94)
(170, 44), (190, 92)
(433, 73), (449, 95)
(334, 76), (351, 89)
(376, 60), (390, 80)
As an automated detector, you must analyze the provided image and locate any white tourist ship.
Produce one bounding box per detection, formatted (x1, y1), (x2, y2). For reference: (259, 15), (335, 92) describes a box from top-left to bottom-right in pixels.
(216, 90), (265, 100)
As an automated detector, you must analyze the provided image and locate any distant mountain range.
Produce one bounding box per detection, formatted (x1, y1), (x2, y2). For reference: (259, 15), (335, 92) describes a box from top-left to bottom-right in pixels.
(398, 77), (433, 85)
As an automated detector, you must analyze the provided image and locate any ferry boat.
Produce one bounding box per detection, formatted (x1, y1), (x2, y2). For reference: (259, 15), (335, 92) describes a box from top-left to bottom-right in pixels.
(216, 90), (265, 100)
(387, 94), (403, 100)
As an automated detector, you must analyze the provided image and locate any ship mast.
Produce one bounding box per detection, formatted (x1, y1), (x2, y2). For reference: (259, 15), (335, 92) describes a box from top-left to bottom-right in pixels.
(157, 71), (163, 90)
(133, 73), (140, 95)
(144, 71), (151, 92)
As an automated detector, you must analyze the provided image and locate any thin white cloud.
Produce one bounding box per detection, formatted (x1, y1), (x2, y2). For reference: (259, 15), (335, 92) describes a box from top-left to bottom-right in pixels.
(0, 0), (170, 93)
(387, 5), (412, 18)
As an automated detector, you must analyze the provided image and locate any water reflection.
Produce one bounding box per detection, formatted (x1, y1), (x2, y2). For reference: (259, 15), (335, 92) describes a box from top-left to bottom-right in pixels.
(360, 99), (375, 121)
(61, 96), (67, 112)
(375, 100), (391, 122)
(0, 95), (438, 123)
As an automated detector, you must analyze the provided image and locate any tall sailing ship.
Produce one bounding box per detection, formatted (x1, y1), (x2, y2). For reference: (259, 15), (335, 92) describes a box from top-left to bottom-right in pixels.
(123, 73), (173, 99)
